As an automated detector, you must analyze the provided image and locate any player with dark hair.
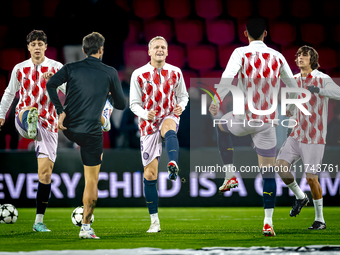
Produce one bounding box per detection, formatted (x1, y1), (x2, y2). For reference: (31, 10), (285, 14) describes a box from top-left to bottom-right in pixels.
(130, 36), (189, 233)
(0, 30), (65, 232)
(276, 45), (340, 230)
(46, 32), (126, 239)
(209, 18), (299, 236)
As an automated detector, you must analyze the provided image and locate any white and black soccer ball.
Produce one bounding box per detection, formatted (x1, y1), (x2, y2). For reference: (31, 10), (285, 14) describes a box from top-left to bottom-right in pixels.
(0, 204), (18, 224)
(71, 206), (94, 227)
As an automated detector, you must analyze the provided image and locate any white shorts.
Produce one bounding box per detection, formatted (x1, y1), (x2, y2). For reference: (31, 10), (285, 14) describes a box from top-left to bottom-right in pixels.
(140, 115), (179, 167)
(276, 137), (325, 175)
(221, 111), (277, 157)
(15, 114), (58, 163)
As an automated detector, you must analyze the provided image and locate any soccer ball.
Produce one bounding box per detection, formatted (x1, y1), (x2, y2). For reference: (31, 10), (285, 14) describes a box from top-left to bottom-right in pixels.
(0, 204), (18, 224)
(71, 206), (94, 227)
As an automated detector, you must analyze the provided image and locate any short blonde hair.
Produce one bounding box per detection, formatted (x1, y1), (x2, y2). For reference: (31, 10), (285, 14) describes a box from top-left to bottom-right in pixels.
(148, 36), (168, 50)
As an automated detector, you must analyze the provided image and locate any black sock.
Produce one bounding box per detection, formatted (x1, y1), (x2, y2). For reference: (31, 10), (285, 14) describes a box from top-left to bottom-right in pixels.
(36, 182), (51, 215)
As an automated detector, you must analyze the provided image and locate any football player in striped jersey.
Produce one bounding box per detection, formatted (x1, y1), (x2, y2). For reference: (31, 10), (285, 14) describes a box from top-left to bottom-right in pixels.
(129, 36), (189, 233)
(209, 18), (299, 236)
(0, 30), (65, 232)
(276, 45), (340, 230)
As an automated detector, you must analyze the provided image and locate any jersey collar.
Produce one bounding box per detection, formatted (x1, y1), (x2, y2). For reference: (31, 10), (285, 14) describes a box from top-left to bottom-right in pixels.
(147, 62), (167, 71)
(30, 56), (49, 66)
(249, 40), (266, 47)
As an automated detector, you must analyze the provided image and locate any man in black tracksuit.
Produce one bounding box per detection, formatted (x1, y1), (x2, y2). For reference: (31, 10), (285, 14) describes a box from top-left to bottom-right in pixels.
(46, 32), (126, 239)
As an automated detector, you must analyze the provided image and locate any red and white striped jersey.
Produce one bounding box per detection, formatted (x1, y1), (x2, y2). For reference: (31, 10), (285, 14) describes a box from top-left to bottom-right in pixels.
(130, 62), (189, 137)
(290, 70), (340, 144)
(0, 57), (66, 133)
(215, 41), (298, 123)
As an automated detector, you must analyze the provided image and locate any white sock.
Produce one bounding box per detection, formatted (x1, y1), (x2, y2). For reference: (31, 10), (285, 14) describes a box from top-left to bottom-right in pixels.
(82, 223), (91, 231)
(313, 198), (325, 223)
(150, 213), (159, 223)
(224, 164), (235, 179)
(287, 181), (305, 199)
(264, 208), (273, 226)
(35, 214), (44, 224)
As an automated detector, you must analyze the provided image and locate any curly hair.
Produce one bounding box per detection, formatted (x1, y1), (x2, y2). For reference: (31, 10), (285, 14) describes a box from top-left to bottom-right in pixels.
(26, 30), (47, 44)
(295, 45), (320, 70)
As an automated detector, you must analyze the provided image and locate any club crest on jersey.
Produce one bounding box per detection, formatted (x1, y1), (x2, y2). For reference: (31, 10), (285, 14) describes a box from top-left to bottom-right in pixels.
(143, 152), (149, 160)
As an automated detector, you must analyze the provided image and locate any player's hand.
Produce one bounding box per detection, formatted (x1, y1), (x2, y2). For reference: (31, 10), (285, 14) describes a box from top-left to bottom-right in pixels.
(209, 104), (219, 117)
(306, 86), (320, 94)
(147, 110), (157, 120)
(0, 118), (5, 131)
(57, 112), (67, 131)
(173, 104), (183, 116)
(42, 72), (54, 81)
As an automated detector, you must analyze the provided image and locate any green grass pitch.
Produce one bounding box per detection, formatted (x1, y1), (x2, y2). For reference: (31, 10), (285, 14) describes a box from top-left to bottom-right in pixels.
(1, 207), (339, 252)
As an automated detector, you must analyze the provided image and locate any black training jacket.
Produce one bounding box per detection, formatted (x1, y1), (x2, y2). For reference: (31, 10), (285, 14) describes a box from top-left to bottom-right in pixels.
(46, 56), (126, 135)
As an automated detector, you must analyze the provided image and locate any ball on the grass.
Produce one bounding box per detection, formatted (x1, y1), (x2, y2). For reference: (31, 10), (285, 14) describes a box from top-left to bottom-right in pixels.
(0, 204), (18, 224)
(71, 206), (94, 227)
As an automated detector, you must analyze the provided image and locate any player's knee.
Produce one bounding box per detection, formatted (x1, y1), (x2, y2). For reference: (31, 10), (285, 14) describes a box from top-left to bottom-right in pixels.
(161, 120), (176, 137)
(144, 166), (157, 180)
(38, 162), (53, 184)
(144, 171), (157, 181)
(161, 126), (170, 138)
(38, 171), (51, 184)
(275, 160), (289, 171)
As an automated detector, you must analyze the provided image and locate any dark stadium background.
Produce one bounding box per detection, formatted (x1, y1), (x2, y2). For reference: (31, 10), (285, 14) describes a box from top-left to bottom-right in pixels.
(0, 0), (340, 208)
